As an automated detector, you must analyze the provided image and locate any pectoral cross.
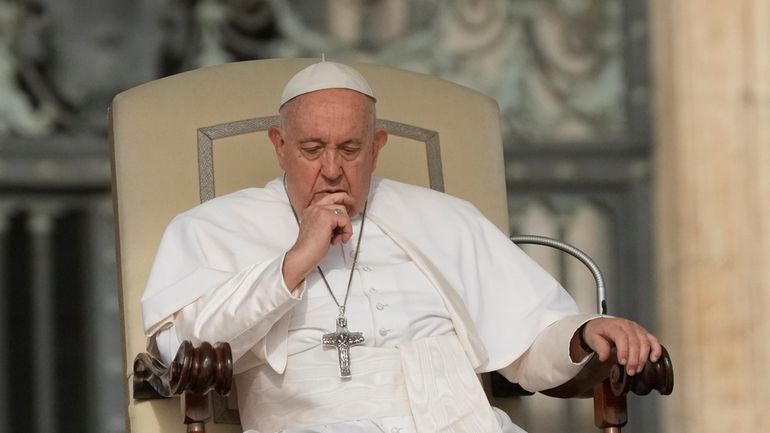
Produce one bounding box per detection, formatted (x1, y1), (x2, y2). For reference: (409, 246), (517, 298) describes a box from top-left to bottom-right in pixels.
(323, 315), (365, 378)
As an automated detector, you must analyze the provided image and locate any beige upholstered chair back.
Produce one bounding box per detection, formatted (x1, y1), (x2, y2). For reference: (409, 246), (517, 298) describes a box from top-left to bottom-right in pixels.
(110, 58), (508, 433)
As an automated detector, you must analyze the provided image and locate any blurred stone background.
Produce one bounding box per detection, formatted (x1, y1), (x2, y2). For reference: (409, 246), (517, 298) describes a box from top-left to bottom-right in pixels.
(1, 1), (768, 433)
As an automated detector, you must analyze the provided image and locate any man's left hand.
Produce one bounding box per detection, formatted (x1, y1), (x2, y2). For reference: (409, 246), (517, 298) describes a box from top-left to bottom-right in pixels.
(577, 317), (662, 376)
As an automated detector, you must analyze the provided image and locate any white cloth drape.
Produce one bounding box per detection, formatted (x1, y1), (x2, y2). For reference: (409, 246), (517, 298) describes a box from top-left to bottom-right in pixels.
(142, 177), (597, 433)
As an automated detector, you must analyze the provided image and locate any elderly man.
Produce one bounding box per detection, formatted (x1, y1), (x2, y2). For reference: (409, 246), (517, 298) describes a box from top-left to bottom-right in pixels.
(141, 61), (661, 433)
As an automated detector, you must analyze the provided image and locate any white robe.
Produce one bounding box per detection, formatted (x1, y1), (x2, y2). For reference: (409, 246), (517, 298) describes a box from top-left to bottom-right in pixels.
(141, 177), (595, 431)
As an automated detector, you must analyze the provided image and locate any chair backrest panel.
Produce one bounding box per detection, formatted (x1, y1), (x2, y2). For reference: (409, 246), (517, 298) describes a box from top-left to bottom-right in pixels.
(196, 116), (444, 202)
(111, 58), (507, 432)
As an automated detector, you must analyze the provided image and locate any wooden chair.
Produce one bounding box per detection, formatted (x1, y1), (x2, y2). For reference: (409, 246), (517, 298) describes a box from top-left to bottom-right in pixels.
(110, 58), (672, 433)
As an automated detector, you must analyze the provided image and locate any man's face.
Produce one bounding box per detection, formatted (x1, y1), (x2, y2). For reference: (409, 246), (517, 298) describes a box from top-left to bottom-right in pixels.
(269, 88), (387, 215)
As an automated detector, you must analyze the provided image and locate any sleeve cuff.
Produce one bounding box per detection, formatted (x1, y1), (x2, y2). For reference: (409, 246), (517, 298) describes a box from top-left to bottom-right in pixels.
(279, 252), (306, 298)
(497, 313), (602, 391)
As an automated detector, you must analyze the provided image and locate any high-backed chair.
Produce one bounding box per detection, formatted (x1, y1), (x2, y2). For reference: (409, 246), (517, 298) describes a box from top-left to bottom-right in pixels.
(110, 59), (672, 433)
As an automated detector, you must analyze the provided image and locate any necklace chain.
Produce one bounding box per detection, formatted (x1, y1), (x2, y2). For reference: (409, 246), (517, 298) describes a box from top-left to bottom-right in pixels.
(283, 175), (366, 315)
(311, 204), (366, 314)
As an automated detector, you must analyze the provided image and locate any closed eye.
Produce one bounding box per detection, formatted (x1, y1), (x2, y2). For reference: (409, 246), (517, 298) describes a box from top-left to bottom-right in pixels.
(299, 144), (324, 159)
(339, 145), (362, 159)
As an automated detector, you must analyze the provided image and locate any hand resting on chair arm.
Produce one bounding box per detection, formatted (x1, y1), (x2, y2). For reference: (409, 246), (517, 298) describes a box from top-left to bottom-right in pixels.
(573, 317), (662, 377)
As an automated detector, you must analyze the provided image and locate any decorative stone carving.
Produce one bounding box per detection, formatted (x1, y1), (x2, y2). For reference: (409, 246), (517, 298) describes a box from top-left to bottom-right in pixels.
(261, 0), (629, 144)
(0, 0), (633, 144)
(8, 0), (174, 134)
(0, 0), (55, 136)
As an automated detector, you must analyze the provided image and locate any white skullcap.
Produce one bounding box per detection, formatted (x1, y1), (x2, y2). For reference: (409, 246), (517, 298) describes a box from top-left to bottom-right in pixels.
(279, 61), (376, 108)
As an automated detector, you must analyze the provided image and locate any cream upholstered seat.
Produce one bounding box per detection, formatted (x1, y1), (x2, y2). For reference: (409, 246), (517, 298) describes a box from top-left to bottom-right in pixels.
(110, 58), (508, 433)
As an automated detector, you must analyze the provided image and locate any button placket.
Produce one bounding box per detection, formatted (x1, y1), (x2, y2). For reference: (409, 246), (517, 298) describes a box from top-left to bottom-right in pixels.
(362, 266), (391, 345)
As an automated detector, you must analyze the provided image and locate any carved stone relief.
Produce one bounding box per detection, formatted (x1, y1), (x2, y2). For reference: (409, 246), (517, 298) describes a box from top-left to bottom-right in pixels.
(1, 0), (633, 144)
(259, 0), (630, 144)
(0, 0), (55, 135)
(6, 0), (171, 135)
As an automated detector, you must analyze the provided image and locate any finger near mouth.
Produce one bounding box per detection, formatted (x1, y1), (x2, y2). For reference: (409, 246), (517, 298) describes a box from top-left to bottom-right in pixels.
(313, 190), (351, 203)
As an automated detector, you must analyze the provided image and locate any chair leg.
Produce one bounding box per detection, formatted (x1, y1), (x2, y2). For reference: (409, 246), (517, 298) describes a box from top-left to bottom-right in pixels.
(186, 423), (206, 433)
(593, 381), (627, 432)
(184, 391), (211, 433)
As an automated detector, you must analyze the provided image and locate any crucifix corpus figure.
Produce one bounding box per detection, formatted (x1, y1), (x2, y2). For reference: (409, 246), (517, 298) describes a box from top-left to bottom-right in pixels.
(323, 314), (365, 378)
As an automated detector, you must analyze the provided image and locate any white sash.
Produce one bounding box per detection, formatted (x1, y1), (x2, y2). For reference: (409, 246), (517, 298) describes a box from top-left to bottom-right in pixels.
(237, 345), (411, 432)
(399, 335), (503, 433)
(237, 335), (501, 433)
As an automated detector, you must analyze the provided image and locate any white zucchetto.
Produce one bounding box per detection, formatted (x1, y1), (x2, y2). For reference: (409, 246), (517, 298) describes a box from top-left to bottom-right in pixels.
(279, 61), (376, 108)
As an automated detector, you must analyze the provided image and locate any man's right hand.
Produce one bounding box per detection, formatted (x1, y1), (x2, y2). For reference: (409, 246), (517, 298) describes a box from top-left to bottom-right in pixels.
(282, 192), (355, 289)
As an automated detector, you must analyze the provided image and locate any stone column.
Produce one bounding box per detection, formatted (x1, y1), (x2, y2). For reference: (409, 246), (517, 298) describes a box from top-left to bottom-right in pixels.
(650, 1), (770, 432)
(0, 207), (9, 433)
(28, 206), (59, 433)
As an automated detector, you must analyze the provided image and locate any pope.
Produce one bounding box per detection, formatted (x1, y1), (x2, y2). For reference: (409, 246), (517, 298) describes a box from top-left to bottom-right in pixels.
(141, 61), (661, 433)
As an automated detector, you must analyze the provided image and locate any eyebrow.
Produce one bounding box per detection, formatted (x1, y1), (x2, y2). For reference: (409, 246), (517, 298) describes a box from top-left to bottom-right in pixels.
(339, 139), (363, 146)
(298, 137), (327, 145)
(297, 138), (363, 146)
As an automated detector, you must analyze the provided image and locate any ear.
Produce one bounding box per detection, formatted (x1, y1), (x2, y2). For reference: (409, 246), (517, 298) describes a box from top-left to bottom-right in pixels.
(370, 128), (388, 169)
(268, 125), (287, 169)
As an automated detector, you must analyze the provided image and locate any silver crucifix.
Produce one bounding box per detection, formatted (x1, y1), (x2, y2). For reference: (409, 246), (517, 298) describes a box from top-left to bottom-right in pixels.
(322, 315), (365, 378)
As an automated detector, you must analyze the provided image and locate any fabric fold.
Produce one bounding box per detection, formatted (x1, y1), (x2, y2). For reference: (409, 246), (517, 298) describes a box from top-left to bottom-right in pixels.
(398, 335), (503, 433)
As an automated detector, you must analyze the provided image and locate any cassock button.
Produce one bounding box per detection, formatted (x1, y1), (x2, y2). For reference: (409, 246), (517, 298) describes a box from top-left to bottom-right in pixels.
(379, 328), (391, 336)
(362, 265), (373, 271)
(376, 302), (387, 311)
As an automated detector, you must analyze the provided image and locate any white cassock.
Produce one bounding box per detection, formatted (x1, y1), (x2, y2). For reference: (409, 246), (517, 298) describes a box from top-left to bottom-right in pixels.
(142, 177), (598, 433)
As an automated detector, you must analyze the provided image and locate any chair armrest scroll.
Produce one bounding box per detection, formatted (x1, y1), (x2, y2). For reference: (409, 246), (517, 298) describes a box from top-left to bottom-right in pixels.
(541, 344), (674, 399)
(490, 345), (673, 400)
(133, 341), (234, 400)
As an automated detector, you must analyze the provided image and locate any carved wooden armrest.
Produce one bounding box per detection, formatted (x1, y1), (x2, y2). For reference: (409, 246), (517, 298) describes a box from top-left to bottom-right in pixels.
(133, 341), (234, 433)
(135, 341), (672, 433)
(492, 345), (673, 432)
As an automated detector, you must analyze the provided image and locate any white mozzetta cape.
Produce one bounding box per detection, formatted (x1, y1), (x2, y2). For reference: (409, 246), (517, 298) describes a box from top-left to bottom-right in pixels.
(141, 177), (580, 375)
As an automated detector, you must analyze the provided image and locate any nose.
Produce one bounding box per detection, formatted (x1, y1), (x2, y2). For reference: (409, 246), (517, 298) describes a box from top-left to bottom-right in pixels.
(320, 148), (342, 181)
